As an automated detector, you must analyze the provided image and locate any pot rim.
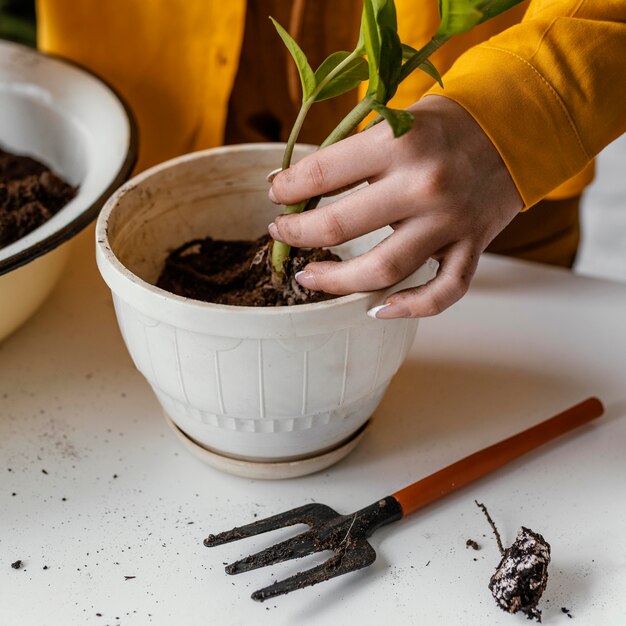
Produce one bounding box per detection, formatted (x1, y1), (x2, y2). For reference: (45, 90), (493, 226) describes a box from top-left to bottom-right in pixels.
(0, 41), (138, 276)
(96, 143), (427, 317)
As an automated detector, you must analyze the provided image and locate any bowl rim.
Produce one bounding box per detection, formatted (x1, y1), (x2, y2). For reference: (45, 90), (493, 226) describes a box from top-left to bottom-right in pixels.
(0, 41), (138, 277)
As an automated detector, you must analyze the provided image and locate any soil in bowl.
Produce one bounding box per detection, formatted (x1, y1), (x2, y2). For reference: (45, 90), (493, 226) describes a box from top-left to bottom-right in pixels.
(0, 146), (76, 249)
(156, 234), (340, 306)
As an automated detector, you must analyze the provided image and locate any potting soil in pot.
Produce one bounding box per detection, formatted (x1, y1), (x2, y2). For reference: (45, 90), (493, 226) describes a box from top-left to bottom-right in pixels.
(0, 146), (76, 249)
(156, 234), (340, 306)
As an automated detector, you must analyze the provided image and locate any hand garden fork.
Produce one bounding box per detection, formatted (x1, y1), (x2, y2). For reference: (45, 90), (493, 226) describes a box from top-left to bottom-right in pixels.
(204, 397), (603, 602)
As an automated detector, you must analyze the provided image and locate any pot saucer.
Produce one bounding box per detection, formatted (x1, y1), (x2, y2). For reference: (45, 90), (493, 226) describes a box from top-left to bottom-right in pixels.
(163, 413), (371, 480)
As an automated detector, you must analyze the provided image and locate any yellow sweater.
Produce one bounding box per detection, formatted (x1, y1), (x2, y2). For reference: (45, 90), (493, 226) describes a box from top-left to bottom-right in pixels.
(37, 0), (624, 208)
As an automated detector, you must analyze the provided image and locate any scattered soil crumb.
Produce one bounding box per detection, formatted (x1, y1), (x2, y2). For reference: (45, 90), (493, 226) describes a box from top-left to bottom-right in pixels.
(11, 560), (22, 569)
(466, 539), (480, 550)
(561, 607), (573, 619)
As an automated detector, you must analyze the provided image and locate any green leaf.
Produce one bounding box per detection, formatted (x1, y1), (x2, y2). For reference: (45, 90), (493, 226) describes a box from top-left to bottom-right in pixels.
(356, 0), (389, 50)
(418, 59), (443, 87)
(400, 44), (443, 87)
(269, 16), (316, 102)
(359, 0), (403, 101)
(436, 0), (482, 35)
(377, 0), (398, 32)
(479, 0), (525, 22)
(401, 43), (418, 61)
(359, 0), (384, 97)
(314, 52), (369, 102)
(372, 102), (414, 137)
(377, 24), (403, 101)
(436, 0), (524, 36)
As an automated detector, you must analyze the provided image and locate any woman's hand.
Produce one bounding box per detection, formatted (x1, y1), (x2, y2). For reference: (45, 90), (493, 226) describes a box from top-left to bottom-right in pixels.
(268, 95), (523, 319)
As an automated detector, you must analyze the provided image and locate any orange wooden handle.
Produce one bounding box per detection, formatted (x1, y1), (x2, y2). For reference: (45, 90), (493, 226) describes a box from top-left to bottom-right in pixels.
(392, 397), (604, 517)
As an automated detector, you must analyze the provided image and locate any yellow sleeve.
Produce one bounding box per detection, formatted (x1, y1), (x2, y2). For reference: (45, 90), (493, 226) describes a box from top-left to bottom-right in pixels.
(426, 0), (626, 208)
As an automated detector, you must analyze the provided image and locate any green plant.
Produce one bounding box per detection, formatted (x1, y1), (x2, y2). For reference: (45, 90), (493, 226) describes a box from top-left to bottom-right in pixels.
(269, 0), (523, 281)
(0, 0), (36, 47)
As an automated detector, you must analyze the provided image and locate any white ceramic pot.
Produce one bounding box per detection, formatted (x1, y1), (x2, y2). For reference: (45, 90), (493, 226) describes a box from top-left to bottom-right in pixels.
(96, 144), (437, 469)
(0, 41), (136, 341)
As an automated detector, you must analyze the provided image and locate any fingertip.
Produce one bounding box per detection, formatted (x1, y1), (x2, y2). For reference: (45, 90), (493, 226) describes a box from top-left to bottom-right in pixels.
(294, 269), (317, 290)
(370, 302), (411, 319)
(266, 167), (282, 183)
(268, 222), (280, 240)
(294, 260), (347, 295)
(367, 303), (391, 319)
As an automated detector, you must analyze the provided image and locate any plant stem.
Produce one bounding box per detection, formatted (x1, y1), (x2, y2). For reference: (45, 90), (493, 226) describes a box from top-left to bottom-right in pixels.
(282, 105), (312, 170)
(320, 95), (375, 148)
(282, 49), (361, 172)
(270, 202), (306, 283)
(398, 35), (448, 82)
(272, 51), (361, 278)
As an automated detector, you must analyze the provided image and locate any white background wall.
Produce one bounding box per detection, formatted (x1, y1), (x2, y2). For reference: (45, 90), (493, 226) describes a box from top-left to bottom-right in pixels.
(576, 134), (626, 283)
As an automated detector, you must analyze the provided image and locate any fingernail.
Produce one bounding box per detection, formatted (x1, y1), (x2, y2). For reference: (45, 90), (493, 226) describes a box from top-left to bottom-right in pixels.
(367, 304), (390, 319)
(367, 303), (411, 319)
(268, 186), (278, 203)
(266, 167), (282, 183)
(268, 222), (280, 240)
(294, 270), (316, 289)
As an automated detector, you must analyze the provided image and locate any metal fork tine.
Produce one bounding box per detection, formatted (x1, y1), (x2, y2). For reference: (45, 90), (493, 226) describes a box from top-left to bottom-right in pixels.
(203, 503), (337, 548)
(226, 530), (319, 574)
(250, 541), (377, 602)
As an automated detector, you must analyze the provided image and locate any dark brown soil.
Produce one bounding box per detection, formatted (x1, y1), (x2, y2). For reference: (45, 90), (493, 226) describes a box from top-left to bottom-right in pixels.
(157, 234), (341, 306)
(489, 527), (551, 622)
(476, 501), (550, 622)
(0, 147), (76, 249)
(466, 539), (480, 550)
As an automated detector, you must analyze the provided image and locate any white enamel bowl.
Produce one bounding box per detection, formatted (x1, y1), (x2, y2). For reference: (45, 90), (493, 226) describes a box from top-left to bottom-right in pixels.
(0, 40), (137, 340)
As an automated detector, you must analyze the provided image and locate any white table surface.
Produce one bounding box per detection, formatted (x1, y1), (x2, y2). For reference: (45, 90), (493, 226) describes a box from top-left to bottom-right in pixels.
(2, 230), (626, 626)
